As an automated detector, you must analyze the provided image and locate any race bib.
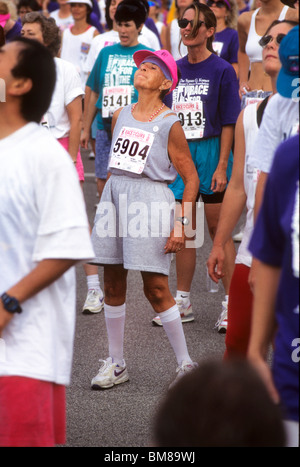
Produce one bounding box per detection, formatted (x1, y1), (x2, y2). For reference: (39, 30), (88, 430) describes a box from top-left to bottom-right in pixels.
(109, 126), (154, 174)
(213, 41), (224, 57)
(81, 42), (91, 56)
(102, 86), (132, 118)
(173, 101), (204, 139)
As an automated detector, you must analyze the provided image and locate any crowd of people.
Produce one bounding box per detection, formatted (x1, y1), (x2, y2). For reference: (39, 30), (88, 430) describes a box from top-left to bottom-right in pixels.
(0, 0), (299, 448)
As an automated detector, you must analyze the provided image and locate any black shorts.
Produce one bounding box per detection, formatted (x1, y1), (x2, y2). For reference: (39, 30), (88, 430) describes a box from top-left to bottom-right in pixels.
(176, 190), (226, 205)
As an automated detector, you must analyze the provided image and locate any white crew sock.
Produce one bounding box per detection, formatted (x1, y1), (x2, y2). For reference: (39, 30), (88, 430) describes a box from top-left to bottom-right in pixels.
(87, 274), (103, 296)
(104, 303), (126, 366)
(159, 304), (192, 365)
(176, 290), (190, 304)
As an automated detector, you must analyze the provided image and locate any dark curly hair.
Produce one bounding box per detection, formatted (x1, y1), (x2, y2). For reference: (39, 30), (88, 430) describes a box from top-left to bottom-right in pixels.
(22, 11), (61, 57)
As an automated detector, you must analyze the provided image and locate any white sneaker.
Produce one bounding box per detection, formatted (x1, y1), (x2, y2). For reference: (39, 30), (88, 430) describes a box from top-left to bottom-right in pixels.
(152, 299), (195, 326)
(91, 357), (129, 389)
(215, 300), (228, 333)
(232, 230), (244, 242)
(82, 289), (104, 314)
(169, 360), (198, 389)
(89, 151), (95, 160)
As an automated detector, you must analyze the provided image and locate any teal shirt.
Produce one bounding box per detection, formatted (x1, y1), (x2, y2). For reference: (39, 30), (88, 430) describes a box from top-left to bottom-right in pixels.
(87, 42), (153, 131)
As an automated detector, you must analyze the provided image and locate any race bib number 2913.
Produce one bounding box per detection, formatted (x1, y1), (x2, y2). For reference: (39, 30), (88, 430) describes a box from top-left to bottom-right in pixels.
(109, 126), (154, 174)
(173, 101), (204, 139)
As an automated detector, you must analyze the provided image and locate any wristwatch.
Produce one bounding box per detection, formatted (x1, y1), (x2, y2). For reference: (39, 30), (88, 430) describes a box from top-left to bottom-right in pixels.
(1, 293), (22, 314)
(176, 216), (190, 226)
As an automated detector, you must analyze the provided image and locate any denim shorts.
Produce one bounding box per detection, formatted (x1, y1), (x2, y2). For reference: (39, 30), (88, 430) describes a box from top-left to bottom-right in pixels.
(95, 129), (112, 179)
(168, 136), (233, 200)
(91, 116), (98, 139)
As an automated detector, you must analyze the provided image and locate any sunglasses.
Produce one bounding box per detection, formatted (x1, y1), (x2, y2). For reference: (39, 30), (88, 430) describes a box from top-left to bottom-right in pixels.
(178, 18), (205, 29)
(259, 33), (286, 48)
(206, 0), (227, 8)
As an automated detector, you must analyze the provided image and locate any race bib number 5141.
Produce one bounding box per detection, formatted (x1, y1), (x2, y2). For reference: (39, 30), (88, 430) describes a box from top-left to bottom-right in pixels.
(109, 126), (154, 174)
(102, 86), (132, 118)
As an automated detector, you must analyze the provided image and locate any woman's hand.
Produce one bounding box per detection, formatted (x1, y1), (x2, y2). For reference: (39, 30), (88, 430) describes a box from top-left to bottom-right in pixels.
(211, 165), (227, 193)
(80, 128), (90, 149)
(248, 356), (280, 404)
(164, 221), (185, 254)
(207, 244), (225, 283)
(239, 81), (251, 99)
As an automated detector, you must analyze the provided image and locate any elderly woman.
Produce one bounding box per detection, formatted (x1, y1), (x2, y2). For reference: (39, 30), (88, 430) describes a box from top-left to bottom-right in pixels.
(90, 49), (199, 390)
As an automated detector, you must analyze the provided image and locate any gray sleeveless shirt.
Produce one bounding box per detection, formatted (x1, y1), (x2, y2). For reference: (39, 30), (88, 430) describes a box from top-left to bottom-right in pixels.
(108, 104), (179, 183)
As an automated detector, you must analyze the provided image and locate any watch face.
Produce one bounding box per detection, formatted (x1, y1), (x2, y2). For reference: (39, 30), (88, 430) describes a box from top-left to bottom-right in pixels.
(176, 216), (189, 226)
(6, 298), (19, 311)
(1, 294), (22, 313)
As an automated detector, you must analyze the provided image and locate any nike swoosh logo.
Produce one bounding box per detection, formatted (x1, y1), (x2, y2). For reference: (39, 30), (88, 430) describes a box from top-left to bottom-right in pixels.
(180, 295), (189, 298)
(114, 368), (126, 377)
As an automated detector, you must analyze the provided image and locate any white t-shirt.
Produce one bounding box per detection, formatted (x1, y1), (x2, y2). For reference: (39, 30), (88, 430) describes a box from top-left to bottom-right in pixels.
(61, 25), (97, 90)
(98, 0), (106, 28)
(0, 123), (95, 385)
(155, 20), (164, 36)
(248, 93), (299, 173)
(84, 27), (160, 75)
(170, 19), (187, 61)
(236, 103), (260, 267)
(50, 9), (74, 31)
(84, 29), (119, 74)
(140, 25), (161, 51)
(44, 57), (84, 139)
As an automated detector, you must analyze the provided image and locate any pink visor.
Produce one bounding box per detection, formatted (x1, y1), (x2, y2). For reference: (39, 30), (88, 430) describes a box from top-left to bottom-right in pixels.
(133, 49), (178, 94)
(0, 14), (10, 28)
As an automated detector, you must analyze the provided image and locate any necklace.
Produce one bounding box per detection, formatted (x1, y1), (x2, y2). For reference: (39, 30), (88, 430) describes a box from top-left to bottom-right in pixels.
(131, 102), (165, 122)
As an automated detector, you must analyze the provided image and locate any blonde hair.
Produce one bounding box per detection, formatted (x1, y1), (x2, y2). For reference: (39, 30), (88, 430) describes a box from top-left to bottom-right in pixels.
(224, 0), (238, 29)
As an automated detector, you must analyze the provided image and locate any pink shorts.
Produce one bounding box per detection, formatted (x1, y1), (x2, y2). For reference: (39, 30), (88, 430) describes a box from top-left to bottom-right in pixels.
(58, 136), (85, 181)
(0, 376), (66, 447)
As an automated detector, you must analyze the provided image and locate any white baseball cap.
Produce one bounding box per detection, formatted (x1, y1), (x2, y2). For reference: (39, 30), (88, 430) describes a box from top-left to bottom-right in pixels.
(66, 0), (93, 8)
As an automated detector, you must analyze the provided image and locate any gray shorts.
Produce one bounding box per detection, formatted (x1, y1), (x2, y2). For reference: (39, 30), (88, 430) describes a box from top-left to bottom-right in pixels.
(90, 174), (176, 275)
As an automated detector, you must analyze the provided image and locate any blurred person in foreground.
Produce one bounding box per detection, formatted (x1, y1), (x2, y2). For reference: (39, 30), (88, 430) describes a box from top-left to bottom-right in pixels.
(0, 37), (94, 447)
(248, 135), (299, 447)
(152, 359), (286, 447)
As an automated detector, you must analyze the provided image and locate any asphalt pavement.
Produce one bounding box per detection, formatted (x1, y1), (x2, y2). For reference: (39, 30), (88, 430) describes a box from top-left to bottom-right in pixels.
(64, 149), (245, 448)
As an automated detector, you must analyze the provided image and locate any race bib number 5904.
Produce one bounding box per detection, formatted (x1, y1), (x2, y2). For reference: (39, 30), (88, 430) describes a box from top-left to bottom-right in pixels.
(109, 126), (154, 174)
